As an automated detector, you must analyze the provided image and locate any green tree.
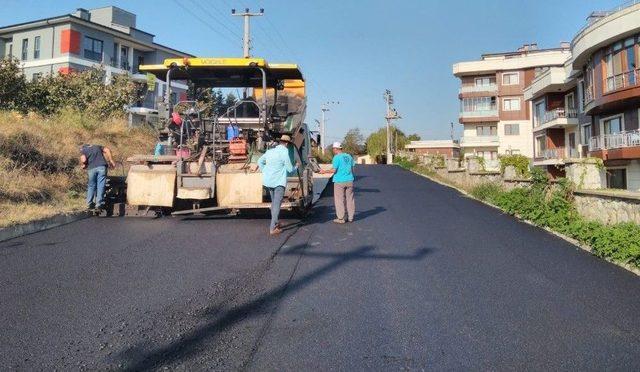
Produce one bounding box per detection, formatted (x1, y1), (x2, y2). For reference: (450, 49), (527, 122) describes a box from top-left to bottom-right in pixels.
(365, 127), (388, 159)
(0, 58), (26, 110)
(342, 128), (364, 154)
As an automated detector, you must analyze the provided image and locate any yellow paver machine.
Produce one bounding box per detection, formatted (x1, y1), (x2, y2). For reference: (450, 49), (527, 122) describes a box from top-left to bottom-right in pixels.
(125, 57), (318, 216)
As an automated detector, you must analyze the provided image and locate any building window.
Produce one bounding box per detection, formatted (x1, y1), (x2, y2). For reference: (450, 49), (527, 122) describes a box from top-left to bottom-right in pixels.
(476, 125), (497, 136)
(577, 80), (585, 112)
(120, 45), (130, 70)
(111, 42), (118, 67)
(504, 123), (520, 135)
(535, 136), (546, 155)
(606, 168), (627, 189)
(534, 99), (546, 126)
(33, 36), (40, 59)
(503, 97), (520, 111)
(565, 92), (576, 111)
(582, 124), (592, 144)
(602, 114), (624, 135)
(83, 36), (103, 62)
(32, 72), (42, 81)
(21, 38), (28, 61)
(477, 151), (498, 160)
(461, 96), (496, 112)
(7, 43), (12, 58)
(474, 77), (495, 86)
(502, 72), (519, 85)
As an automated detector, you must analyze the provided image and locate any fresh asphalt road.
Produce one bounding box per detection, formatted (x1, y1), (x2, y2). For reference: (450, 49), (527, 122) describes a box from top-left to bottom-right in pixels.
(2, 165), (640, 370)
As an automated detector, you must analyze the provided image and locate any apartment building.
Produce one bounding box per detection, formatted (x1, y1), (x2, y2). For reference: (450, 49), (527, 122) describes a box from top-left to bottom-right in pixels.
(0, 6), (192, 109)
(453, 44), (571, 168)
(523, 2), (640, 189)
(523, 62), (583, 178)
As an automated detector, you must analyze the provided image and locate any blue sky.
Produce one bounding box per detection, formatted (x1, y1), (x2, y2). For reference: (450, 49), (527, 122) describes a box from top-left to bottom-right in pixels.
(0, 0), (625, 142)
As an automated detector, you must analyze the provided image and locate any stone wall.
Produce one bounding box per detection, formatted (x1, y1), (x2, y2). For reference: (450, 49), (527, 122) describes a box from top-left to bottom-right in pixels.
(574, 190), (640, 225)
(403, 152), (640, 226)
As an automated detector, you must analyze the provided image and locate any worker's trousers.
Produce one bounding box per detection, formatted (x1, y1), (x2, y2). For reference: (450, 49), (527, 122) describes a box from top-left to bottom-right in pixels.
(87, 166), (107, 208)
(334, 181), (355, 221)
(268, 186), (285, 231)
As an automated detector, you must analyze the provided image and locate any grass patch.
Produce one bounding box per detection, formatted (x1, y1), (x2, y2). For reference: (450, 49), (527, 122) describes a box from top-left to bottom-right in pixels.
(0, 109), (155, 228)
(470, 177), (640, 268)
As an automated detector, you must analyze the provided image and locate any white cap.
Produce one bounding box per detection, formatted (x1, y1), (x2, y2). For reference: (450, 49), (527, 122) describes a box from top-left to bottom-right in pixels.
(332, 141), (342, 149)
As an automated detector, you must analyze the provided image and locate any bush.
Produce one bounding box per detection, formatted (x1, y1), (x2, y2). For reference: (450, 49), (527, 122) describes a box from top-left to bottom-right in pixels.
(394, 156), (418, 170)
(499, 154), (531, 178)
(470, 182), (503, 203)
(0, 57), (142, 118)
(470, 177), (640, 268)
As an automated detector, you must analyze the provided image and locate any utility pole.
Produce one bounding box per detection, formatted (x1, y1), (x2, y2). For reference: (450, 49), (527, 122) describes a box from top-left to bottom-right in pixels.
(320, 101), (339, 154)
(231, 8), (264, 58)
(384, 90), (401, 164)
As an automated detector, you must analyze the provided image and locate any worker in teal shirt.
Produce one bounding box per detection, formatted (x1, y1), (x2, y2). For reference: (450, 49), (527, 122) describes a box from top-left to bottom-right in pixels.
(257, 135), (297, 235)
(321, 142), (356, 223)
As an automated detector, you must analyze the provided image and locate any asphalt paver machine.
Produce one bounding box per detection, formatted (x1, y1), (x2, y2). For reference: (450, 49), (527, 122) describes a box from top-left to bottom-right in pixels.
(125, 57), (316, 216)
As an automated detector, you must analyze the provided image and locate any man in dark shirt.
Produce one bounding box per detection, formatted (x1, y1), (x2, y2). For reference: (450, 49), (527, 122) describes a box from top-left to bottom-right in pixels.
(80, 144), (116, 210)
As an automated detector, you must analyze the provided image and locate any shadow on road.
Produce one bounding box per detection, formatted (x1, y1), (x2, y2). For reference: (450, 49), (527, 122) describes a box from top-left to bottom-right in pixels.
(118, 244), (432, 370)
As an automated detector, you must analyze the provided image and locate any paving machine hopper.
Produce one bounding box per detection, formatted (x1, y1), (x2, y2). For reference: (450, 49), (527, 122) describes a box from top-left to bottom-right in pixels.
(125, 58), (316, 216)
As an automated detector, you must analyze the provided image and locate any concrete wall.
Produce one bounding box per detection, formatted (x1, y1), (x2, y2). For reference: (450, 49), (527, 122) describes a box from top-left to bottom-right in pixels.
(499, 119), (533, 157)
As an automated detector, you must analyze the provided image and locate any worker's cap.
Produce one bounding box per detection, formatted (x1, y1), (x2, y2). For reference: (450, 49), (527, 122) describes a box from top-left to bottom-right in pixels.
(332, 141), (342, 149)
(171, 112), (182, 126)
(280, 134), (292, 143)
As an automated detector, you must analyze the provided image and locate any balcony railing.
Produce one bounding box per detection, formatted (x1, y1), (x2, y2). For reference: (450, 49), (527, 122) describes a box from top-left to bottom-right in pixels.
(460, 136), (499, 144)
(541, 147), (565, 159)
(459, 84), (498, 94)
(537, 108), (578, 126)
(589, 129), (640, 151)
(459, 106), (498, 118)
(605, 69), (640, 93)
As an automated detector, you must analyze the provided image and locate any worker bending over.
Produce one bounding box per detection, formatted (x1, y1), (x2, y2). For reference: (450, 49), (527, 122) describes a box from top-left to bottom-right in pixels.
(257, 135), (297, 235)
(321, 142), (356, 223)
(80, 144), (116, 211)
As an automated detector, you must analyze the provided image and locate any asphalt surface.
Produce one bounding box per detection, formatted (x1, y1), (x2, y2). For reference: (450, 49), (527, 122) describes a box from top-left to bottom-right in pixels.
(2, 165), (640, 370)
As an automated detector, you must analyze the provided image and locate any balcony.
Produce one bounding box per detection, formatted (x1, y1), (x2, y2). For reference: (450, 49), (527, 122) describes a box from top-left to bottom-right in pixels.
(459, 84), (498, 94)
(589, 129), (640, 151)
(605, 69), (640, 93)
(459, 105), (498, 123)
(460, 135), (499, 147)
(534, 146), (580, 165)
(533, 108), (578, 131)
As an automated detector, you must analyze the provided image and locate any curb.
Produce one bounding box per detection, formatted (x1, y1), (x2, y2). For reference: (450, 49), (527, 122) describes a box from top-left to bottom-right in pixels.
(0, 212), (88, 243)
(410, 169), (640, 277)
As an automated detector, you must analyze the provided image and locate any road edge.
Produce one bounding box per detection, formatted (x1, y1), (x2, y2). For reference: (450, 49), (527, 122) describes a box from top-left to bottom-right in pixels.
(0, 212), (88, 243)
(407, 167), (640, 277)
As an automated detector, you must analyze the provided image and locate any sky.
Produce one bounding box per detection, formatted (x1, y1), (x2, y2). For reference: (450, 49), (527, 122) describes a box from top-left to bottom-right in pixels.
(0, 0), (626, 143)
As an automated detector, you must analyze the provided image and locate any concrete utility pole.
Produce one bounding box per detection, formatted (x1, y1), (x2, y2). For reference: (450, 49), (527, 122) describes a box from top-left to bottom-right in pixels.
(384, 90), (401, 164)
(321, 101), (339, 154)
(231, 8), (264, 58)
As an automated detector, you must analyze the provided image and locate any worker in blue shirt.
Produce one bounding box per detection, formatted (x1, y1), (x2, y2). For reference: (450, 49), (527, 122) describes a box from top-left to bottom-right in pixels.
(257, 135), (298, 235)
(321, 142), (355, 223)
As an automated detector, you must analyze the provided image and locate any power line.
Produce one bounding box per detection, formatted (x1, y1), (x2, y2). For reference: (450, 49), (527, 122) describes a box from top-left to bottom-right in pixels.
(188, 0), (243, 40)
(171, 0), (238, 47)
